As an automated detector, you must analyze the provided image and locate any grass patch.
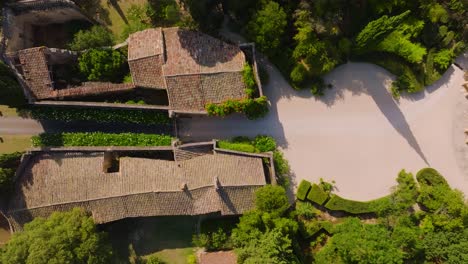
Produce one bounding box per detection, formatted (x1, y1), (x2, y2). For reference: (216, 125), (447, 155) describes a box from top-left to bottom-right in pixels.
(99, 0), (148, 39)
(31, 132), (172, 147)
(296, 180), (311, 201)
(217, 140), (258, 153)
(324, 194), (391, 214)
(306, 184), (329, 205)
(0, 135), (32, 154)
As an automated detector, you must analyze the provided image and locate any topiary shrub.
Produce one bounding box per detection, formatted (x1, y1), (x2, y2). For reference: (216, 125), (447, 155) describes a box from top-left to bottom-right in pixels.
(307, 184), (329, 205)
(416, 168), (448, 187)
(324, 195), (391, 214)
(255, 185), (290, 216)
(296, 180), (312, 200)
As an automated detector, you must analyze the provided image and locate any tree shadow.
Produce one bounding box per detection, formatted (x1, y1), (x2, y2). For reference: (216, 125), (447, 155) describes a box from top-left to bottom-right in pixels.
(320, 63), (430, 165)
(107, 0), (128, 25)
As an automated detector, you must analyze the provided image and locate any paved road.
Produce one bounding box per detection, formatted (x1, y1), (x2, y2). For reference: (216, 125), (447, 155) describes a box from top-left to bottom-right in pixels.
(179, 59), (468, 200)
(0, 117), (173, 135)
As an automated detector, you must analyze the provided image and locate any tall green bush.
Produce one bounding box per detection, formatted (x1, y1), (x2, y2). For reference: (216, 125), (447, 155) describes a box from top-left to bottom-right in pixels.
(78, 48), (126, 82)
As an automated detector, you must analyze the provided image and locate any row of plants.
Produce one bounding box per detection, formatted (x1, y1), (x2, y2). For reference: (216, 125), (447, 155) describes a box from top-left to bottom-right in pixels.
(22, 106), (171, 125)
(31, 132), (172, 147)
(216, 135), (290, 187)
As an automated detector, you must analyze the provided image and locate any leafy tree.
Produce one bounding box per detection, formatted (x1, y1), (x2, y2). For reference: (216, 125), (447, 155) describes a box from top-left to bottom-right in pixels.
(254, 185), (290, 216)
(421, 228), (468, 264)
(68, 26), (114, 51)
(78, 48), (126, 82)
(433, 49), (455, 70)
(253, 135), (276, 152)
(376, 31), (427, 63)
(315, 218), (404, 264)
(0, 208), (113, 264)
(355, 10), (411, 50)
(247, 1), (287, 57)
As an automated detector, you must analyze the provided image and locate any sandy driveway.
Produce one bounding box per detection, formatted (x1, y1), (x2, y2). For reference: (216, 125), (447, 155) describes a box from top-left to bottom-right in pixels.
(179, 60), (468, 201)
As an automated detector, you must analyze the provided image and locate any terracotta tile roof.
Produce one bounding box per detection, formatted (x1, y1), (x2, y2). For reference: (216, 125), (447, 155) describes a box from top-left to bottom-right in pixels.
(8, 151), (266, 225)
(56, 82), (136, 98)
(18, 47), (54, 99)
(127, 28), (164, 61)
(199, 251), (237, 264)
(128, 55), (166, 89)
(127, 27), (248, 111)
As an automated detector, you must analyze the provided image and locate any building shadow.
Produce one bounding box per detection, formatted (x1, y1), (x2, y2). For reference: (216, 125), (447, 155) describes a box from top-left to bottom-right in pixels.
(107, 0), (128, 25)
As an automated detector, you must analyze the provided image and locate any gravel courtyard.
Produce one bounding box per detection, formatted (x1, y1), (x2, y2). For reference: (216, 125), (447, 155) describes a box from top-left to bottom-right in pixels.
(179, 61), (468, 201)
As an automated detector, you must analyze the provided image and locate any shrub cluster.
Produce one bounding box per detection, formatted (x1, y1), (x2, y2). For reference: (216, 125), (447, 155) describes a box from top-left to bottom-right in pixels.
(31, 132), (172, 147)
(206, 96), (269, 120)
(24, 106), (171, 125)
(78, 48), (127, 82)
(299, 220), (334, 239)
(192, 228), (231, 251)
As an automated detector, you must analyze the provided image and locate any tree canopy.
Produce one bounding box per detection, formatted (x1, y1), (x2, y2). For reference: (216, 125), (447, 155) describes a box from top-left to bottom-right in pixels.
(78, 48), (126, 82)
(68, 26), (114, 51)
(0, 208), (113, 264)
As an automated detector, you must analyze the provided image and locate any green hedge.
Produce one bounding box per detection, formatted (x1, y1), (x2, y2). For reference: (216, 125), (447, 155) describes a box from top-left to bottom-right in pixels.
(416, 168), (447, 187)
(307, 184), (329, 205)
(24, 106), (171, 125)
(324, 195), (391, 214)
(217, 141), (258, 153)
(296, 180), (311, 200)
(31, 132), (172, 147)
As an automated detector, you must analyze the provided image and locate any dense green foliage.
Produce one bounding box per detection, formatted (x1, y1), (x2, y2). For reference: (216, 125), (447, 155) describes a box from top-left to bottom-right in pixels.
(202, 0), (467, 96)
(231, 185), (299, 264)
(206, 96), (269, 120)
(24, 106), (171, 125)
(121, 4), (153, 41)
(0, 208), (113, 264)
(247, 1), (287, 57)
(307, 184), (329, 205)
(68, 25), (114, 51)
(78, 48), (126, 82)
(31, 132), (172, 147)
(296, 180), (311, 200)
(0, 152), (22, 198)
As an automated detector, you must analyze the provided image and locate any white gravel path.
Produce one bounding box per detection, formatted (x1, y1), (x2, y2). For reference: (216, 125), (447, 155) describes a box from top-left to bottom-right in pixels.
(179, 60), (468, 201)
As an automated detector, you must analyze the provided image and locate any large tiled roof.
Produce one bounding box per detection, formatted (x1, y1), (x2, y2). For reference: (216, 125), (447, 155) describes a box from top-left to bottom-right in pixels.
(127, 27), (248, 111)
(8, 151), (266, 226)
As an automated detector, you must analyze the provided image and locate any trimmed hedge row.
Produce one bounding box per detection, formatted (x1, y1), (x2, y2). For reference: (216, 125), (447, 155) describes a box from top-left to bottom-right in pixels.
(217, 141), (258, 153)
(296, 180), (329, 205)
(307, 184), (329, 205)
(31, 132), (172, 147)
(297, 180), (311, 200)
(24, 106), (171, 125)
(324, 195), (391, 214)
(416, 168), (447, 187)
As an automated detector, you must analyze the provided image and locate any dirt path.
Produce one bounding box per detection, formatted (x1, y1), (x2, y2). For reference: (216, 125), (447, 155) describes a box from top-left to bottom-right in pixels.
(179, 59), (468, 200)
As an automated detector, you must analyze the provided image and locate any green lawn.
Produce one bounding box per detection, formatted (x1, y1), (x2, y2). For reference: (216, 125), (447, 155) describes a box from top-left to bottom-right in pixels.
(99, 0), (148, 40)
(104, 216), (198, 264)
(0, 135), (32, 154)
